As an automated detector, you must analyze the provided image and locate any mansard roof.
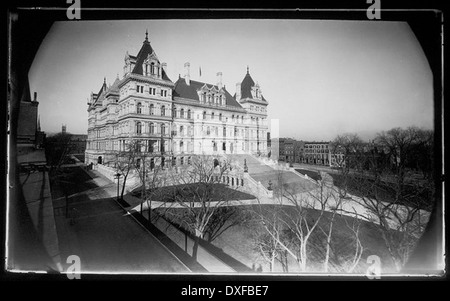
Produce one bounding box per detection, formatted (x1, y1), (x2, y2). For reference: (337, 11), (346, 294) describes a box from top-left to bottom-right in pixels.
(130, 38), (172, 81)
(173, 77), (243, 109)
(238, 70), (268, 103)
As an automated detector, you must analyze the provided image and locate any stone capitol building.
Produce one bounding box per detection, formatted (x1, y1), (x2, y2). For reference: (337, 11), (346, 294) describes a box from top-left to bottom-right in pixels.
(85, 32), (269, 168)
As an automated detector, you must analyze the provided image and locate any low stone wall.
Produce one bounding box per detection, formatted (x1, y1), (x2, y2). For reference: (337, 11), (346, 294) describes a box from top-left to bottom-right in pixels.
(243, 173), (273, 198)
(94, 164), (116, 182)
(289, 168), (319, 184)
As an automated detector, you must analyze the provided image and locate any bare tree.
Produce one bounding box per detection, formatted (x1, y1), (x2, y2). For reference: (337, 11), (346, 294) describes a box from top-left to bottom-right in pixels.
(252, 204), (287, 272)
(108, 140), (139, 201)
(45, 132), (73, 169)
(161, 155), (244, 260)
(330, 133), (365, 174)
(203, 206), (249, 243)
(134, 148), (165, 223)
(252, 168), (365, 273)
(346, 172), (428, 271)
(331, 127), (434, 271)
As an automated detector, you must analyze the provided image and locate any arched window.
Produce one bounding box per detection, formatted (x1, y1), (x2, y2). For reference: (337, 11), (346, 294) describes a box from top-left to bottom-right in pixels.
(180, 141), (184, 152)
(150, 103), (154, 115)
(219, 113), (222, 121)
(161, 105), (165, 116)
(136, 122), (142, 134)
(161, 123), (165, 135)
(203, 111), (206, 120)
(180, 108), (184, 118)
(207, 126), (210, 136)
(187, 109), (191, 119)
(137, 102), (142, 114)
(172, 106), (177, 118)
(211, 112), (214, 120)
(150, 62), (155, 74)
(149, 122), (154, 134)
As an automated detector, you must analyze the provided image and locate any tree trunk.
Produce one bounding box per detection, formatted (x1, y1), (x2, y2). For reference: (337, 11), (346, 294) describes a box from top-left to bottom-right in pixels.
(323, 219), (334, 273)
(120, 173), (128, 200)
(299, 244), (307, 271)
(271, 253), (275, 272)
(192, 235), (200, 260)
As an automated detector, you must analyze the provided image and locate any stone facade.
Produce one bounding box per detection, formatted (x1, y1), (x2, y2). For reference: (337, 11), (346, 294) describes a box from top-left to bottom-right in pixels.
(85, 33), (269, 168)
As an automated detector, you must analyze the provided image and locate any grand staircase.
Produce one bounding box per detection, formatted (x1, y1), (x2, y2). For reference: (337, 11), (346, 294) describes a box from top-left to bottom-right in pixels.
(227, 154), (316, 194)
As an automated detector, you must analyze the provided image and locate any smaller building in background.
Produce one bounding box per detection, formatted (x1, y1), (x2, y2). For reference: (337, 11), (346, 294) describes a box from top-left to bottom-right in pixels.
(302, 141), (330, 165)
(274, 138), (340, 167)
(285, 139), (295, 163)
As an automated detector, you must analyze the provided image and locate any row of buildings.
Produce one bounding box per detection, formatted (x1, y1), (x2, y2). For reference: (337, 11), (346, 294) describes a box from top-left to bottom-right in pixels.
(272, 138), (344, 167)
(85, 32), (269, 168)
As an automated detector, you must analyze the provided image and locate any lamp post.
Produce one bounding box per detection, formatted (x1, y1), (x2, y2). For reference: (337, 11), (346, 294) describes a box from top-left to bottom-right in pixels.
(114, 172), (122, 201)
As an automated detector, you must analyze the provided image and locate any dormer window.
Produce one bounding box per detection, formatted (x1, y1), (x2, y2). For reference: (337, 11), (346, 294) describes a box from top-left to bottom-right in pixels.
(150, 62), (155, 75)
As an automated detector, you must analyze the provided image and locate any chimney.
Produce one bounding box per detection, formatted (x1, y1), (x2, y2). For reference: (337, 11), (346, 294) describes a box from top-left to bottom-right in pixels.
(236, 83), (241, 101)
(162, 62), (167, 74)
(33, 92), (37, 102)
(184, 62), (190, 86)
(216, 72), (223, 90)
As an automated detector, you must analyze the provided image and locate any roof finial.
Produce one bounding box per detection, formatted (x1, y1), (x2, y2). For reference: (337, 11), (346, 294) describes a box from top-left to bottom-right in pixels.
(247, 65), (249, 74)
(145, 29), (148, 42)
(104, 77), (106, 85)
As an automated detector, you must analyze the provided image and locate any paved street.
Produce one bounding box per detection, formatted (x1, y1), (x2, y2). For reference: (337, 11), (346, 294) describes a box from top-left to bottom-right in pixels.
(51, 166), (190, 274)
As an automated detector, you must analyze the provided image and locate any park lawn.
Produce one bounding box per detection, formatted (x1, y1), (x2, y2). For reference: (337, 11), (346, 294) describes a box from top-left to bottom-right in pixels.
(131, 183), (257, 203)
(154, 204), (399, 274)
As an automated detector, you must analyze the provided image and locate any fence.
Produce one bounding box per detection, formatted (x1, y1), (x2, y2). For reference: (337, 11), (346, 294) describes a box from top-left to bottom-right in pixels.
(149, 211), (237, 273)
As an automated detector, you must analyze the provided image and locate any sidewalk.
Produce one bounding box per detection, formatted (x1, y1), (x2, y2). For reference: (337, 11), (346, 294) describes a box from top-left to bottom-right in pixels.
(52, 166), (190, 273)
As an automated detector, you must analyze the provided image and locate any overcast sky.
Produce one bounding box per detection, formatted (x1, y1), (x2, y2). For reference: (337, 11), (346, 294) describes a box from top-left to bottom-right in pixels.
(29, 19), (433, 141)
